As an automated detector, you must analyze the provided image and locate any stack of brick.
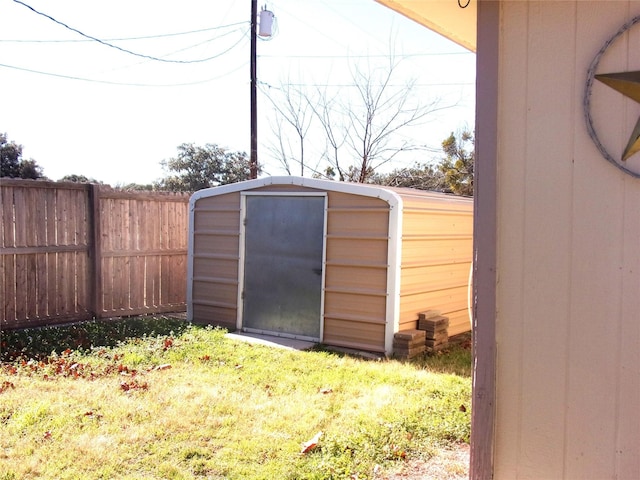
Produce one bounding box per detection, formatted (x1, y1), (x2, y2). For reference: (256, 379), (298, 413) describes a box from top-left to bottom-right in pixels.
(418, 310), (449, 352)
(392, 329), (426, 359)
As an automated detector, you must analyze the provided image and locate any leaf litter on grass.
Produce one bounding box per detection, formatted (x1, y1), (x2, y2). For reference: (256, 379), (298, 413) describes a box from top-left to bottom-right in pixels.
(0, 318), (471, 480)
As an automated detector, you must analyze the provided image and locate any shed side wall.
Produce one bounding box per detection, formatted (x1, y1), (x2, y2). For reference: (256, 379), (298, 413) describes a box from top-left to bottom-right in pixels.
(398, 194), (474, 336)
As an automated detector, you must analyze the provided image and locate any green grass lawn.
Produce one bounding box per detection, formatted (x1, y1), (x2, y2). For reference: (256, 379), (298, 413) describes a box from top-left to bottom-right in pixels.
(0, 317), (471, 480)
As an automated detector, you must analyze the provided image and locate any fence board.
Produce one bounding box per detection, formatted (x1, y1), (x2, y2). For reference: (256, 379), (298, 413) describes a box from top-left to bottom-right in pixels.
(1, 180), (190, 329)
(2, 186), (14, 323)
(46, 250), (58, 320)
(36, 252), (48, 317)
(25, 254), (37, 319)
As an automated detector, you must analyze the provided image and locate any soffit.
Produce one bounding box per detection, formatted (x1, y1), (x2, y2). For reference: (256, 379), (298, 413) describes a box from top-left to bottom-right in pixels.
(375, 0), (477, 52)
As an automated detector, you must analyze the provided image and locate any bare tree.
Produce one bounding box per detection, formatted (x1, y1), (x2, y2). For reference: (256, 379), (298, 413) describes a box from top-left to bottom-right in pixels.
(265, 114), (293, 175)
(344, 56), (442, 182)
(264, 52), (452, 183)
(263, 81), (314, 177)
(308, 86), (349, 181)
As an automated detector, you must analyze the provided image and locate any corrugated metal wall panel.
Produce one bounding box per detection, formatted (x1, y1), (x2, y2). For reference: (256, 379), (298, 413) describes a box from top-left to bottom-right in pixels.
(192, 256), (238, 279)
(322, 317), (386, 352)
(193, 280), (237, 305)
(193, 233), (239, 257)
(324, 265), (387, 292)
(401, 263), (472, 293)
(402, 209), (473, 236)
(327, 210), (389, 236)
(396, 193), (473, 339)
(322, 192), (390, 351)
(192, 304), (236, 328)
(401, 237), (473, 266)
(325, 237), (388, 264)
(399, 285), (470, 328)
(191, 192), (241, 327)
(323, 291), (387, 323)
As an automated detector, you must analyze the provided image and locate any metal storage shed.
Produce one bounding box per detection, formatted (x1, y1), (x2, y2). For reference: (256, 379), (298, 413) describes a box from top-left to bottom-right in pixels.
(187, 176), (473, 356)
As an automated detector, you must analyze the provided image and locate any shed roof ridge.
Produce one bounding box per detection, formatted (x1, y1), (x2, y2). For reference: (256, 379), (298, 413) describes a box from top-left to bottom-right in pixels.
(189, 175), (406, 209)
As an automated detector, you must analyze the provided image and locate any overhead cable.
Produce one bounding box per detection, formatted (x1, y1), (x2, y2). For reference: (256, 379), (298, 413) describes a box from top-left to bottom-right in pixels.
(0, 61), (248, 87)
(12, 0), (248, 64)
(0, 22), (247, 43)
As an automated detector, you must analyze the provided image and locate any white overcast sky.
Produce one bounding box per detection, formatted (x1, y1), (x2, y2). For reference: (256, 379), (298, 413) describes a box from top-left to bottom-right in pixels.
(1, 0), (475, 186)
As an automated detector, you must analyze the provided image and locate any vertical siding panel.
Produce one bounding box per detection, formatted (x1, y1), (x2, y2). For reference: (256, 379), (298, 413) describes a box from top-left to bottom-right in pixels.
(617, 8), (640, 475)
(617, 182), (640, 478)
(494, 2), (640, 479)
(565, 4), (637, 478)
(517, 3), (575, 478)
(494, 0), (528, 453)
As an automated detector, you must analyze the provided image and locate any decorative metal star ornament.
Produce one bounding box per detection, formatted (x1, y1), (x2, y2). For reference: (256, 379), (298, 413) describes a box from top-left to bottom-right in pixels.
(595, 71), (640, 161)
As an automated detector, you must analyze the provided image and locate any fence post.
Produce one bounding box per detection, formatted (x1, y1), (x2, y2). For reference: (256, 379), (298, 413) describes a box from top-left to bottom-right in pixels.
(88, 184), (103, 318)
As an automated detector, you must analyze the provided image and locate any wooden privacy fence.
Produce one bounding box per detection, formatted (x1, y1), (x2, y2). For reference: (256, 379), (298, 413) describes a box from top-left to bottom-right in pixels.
(1, 179), (190, 330)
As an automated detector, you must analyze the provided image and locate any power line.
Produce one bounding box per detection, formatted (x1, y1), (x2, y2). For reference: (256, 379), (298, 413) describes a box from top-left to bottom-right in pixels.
(11, 0), (248, 64)
(259, 80), (474, 90)
(0, 61), (248, 87)
(258, 52), (473, 59)
(0, 22), (248, 43)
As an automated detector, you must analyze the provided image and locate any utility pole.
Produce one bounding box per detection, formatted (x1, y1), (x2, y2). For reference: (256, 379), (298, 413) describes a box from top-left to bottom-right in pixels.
(250, 0), (258, 179)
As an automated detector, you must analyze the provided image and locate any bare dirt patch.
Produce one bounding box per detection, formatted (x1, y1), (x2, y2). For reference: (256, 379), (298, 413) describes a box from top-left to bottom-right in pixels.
(380, 444), (469, 480)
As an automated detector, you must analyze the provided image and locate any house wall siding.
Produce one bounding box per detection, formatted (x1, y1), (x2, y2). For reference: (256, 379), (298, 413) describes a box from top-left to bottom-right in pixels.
(494, 2), (640, 478)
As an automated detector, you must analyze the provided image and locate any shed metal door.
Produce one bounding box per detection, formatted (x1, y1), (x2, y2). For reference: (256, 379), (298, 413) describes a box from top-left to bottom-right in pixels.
(242, 195), (324, 340)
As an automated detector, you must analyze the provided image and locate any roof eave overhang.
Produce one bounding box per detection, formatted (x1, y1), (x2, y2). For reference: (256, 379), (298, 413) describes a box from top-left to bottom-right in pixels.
(374, 0), (477, 52)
